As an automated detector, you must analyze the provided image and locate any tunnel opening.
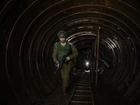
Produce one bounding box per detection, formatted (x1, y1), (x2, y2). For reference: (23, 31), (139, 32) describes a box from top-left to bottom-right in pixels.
(1, 0), (140, 105)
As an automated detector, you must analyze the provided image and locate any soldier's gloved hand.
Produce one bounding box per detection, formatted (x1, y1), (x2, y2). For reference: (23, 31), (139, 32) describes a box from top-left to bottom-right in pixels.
(66, 56), (70, 61)
(55, 61), (59, 68)
(56, 63), (60, 68)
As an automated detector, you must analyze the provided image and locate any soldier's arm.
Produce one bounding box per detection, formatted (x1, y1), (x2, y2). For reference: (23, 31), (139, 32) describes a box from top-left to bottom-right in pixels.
(69, 44), (78, 60)
(52, 42), (59, 64)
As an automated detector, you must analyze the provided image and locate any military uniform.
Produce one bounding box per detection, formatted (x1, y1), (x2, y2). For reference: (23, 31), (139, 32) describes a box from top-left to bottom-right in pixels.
(52, 41), (78, 93)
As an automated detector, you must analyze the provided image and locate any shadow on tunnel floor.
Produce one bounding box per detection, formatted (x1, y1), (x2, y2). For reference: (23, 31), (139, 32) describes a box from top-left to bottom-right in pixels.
(31, 85), (73, 105)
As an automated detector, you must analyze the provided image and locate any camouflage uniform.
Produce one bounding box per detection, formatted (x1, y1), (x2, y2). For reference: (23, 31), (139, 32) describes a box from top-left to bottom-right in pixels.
(52, 41), (78, 92)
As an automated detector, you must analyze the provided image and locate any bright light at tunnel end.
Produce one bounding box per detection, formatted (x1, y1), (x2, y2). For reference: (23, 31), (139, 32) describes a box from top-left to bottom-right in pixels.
(85, 61), (90, 67)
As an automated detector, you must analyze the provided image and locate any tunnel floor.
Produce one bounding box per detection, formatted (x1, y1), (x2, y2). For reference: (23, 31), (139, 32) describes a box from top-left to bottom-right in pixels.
(33, 72), (129, 105)
(94, 78), (129, 105)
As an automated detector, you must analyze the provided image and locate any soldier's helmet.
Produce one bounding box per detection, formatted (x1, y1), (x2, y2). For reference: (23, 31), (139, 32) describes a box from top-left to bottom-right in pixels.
(57, 30), (67, 38)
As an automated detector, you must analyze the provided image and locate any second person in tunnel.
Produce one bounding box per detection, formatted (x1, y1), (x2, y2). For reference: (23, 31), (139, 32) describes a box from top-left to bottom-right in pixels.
(52, 30), (78, 95)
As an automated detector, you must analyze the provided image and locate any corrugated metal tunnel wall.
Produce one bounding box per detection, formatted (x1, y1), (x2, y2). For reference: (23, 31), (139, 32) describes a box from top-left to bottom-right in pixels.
(1, 0), (140, 105)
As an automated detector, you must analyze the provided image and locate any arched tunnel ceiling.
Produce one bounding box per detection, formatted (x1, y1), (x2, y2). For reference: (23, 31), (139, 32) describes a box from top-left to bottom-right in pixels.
(1, 0), (140, 105)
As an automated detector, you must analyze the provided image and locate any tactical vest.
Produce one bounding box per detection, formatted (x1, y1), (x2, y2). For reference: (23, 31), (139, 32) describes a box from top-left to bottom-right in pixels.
(56, 42), (72, 61)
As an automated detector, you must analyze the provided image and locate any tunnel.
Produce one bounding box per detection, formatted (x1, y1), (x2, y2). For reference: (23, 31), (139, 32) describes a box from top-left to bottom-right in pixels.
(1, 0), (140, 105)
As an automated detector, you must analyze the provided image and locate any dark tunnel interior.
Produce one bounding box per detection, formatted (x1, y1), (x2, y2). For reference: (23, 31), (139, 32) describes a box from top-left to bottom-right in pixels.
(1, 0), (140, 105)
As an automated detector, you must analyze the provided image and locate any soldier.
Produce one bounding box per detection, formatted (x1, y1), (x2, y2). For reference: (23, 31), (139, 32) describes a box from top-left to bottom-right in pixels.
(52, 30), (78, 95)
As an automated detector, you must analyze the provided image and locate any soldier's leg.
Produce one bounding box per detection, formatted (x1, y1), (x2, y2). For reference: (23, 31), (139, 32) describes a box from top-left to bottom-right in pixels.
(60, 64), (67, 94)
(61, 63), (71, 94)
(64, 63), (72, 92)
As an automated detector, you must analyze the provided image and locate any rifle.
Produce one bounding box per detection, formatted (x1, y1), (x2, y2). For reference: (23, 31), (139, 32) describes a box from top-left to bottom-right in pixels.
(54, 55), (68, 74)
